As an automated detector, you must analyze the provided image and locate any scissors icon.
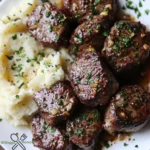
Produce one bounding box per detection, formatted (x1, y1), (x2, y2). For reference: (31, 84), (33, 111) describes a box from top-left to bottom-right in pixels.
(10, 133), (27, 150)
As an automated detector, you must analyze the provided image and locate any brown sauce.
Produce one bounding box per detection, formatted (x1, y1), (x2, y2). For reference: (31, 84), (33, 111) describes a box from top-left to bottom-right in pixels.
(96, 131), (131, 149)
(116, 10), (135, 22)
(137, 58), (150, 92)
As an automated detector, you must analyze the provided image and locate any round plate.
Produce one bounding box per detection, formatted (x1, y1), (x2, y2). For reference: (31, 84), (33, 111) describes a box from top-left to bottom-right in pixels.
(0, 0), (150, 150)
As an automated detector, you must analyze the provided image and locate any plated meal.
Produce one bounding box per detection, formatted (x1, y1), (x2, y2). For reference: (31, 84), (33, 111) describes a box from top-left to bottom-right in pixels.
(0, 0), (150, 150)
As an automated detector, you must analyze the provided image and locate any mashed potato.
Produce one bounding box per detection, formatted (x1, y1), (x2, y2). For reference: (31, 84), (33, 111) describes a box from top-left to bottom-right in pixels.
(0, 0), (73, 126)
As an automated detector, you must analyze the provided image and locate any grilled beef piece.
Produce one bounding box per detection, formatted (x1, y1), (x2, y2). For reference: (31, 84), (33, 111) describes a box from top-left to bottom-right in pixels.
(102, 21), (150, 77)
(69, 46), (119, 107)
(70, 17), (109, 55)
(34, 81), (78, 126)
(27, 2), (70, 48)
(64, 0), (117, 23)
(31, 114), (68, 150)
(66, 107), (102, 150)
(104, 85), (150, 134)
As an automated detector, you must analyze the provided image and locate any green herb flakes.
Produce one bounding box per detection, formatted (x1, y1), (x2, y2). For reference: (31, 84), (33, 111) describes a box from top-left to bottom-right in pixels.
(139, 1), (142, 7)
(57, 100), (63, 105)
(55, 35), (60, 41)
(12, 34), (17, 40)
(145, 9), (150, 15)
(86, 73), (92, 80)
(6, 55), (13, 60)
(49, 25), (53, 32)
(72, 45), (78, 52)
(46, 12), (51, 18)
(76, 129), (84, 137)
(15, 95), (19, 99)
(28, 3), (32, 6)
(124, 143), (128, 147)
(113, 45), (119, 51)
(19, 82), (24, 89)
(49, 127), (56, 133)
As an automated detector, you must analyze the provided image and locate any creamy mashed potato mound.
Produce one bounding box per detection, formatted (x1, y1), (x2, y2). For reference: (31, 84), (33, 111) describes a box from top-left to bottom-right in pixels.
(0, 0), (73, 126)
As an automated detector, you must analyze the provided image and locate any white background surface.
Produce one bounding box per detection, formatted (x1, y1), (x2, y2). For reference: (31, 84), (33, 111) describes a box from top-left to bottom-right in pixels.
(0, 0), (150, 150)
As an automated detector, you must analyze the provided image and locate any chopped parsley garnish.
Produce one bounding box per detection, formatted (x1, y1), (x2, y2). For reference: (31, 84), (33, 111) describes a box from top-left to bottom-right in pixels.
(125, 0), (142, 18)
(38, 52), (45, 57)
(94, 112), (100, 120)
(17, 64), (23, 72)
(46, 12), (51, 18)
(124, 143), (128, 147)
(139, 1), (142, 7)
(86, 73), (92, 80)
(137, 11), (141, 18)
(104, 141), (111, 148)
(88, 28), (92, 34)
(55, 35), (60, 41)
(113, 45), (119, 51)
(75, 14), (81, 19)
(117, 22), (124, 29)
(103, 31), (109, 37)
(75, 34), (83, 44)
(88, 80), (94, 84)
(90, 5), (98, 15)
(39, 132), (43, 137)
(26, 58), (31, 63)
(72, 45), (78, 52)
(87, 118), (93, 124)
(0, 119), (2, 122)
(11, 64), (17, 70)
(49, 25), (53, 32)
(76, 80), (81, 84)
(43, 121), (49, 130)
(57, 100), (63, 105)
(97, 24), (101, 29)
(76, 129), (84, 137)
(122, 6), (126, 10)
(18, 82), (24, 89)
(15, 47), (23, 55)
(123, 36), (131, 47)
(98, 84), (101, 89)
(56, 14), (65, 23)
(96, 74), (100, 78)
(94, 0), (101, 5)
(121, 92), (128, 98)
(6, 55), (13, 60)
(28, 3), (32, 6)
(145, 9), (150, 15)
(12, 34), (17, 40)
(49, 127), (56, 133)
(135, 145), (138, 148)
(80, 113), (86, 120)
(15, 95), (19, 99)
(14, 72), (24, 77)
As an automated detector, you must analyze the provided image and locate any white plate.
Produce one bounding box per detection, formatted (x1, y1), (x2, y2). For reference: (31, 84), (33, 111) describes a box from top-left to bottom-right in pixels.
(0, 0), (150, 150)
